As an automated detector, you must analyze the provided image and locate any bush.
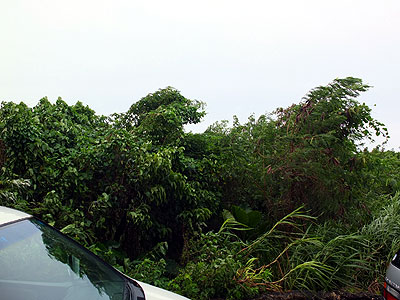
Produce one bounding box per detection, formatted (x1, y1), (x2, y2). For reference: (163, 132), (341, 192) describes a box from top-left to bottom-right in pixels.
(170, 219), (272, 300)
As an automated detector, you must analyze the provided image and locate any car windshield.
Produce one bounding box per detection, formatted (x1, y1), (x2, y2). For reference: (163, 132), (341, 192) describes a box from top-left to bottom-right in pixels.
(0, 218), (129, 300)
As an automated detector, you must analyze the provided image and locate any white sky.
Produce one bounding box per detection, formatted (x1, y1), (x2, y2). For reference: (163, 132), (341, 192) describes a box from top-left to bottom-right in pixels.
(1, 0), (399, 149)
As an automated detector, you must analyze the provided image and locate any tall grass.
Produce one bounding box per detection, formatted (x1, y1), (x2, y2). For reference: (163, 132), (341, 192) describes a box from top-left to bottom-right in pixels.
(130, 195), (400, 298)
(359, 192), (400, 285)
(280, 192), (400, 291)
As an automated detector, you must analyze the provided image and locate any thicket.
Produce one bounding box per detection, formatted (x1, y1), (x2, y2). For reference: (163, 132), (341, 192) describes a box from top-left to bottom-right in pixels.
(1, 78), (399, 299)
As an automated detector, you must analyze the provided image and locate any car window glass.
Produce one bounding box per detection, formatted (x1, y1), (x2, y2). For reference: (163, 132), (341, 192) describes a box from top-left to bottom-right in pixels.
(0, 219), (126, 300)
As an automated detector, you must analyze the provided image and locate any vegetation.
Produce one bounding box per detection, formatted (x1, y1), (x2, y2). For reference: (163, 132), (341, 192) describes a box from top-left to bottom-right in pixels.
(0, 77), (399, 299)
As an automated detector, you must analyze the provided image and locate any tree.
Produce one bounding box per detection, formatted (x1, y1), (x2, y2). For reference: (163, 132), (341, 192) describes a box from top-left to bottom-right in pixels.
(207, 78), (388, 219)
(116, 87), (205, 146)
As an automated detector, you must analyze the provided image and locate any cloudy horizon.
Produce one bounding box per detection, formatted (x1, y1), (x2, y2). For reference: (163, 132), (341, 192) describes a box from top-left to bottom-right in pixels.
(1, 0), (399, 149)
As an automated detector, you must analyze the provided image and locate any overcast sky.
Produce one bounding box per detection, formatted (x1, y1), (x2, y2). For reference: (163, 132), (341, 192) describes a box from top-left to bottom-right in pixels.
(1, 0), (399, 149)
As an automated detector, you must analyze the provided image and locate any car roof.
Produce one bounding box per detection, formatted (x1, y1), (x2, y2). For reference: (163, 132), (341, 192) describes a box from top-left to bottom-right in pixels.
(0, 206), (31, 226)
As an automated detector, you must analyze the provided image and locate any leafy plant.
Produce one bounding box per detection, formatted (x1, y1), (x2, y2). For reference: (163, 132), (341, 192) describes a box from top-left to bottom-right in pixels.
(170, 220), (257, 300)
(0, 177), (30, 209)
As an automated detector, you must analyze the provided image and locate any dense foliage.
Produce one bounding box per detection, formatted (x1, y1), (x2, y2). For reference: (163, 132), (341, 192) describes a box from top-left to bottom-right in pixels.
(1, 78), (399, 299)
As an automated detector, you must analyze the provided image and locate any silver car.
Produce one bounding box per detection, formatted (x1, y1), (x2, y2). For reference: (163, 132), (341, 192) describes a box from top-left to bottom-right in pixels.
(385, 252), (400, 300)
(0, 206), (189, 300)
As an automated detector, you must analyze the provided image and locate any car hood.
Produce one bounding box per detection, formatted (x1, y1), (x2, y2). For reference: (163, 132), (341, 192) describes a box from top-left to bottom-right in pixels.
(0, 206), (30, 225)
(137, 281), (190, 300)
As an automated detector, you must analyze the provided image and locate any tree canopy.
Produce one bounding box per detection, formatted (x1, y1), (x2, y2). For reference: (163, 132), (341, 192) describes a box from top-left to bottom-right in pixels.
(0, 78), (397, 299)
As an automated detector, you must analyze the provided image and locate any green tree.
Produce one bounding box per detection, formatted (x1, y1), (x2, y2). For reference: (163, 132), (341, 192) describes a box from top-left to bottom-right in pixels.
(116, 87), (205, 146)
(208, 77), (388, 219)
(0, 89), (217, 261)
